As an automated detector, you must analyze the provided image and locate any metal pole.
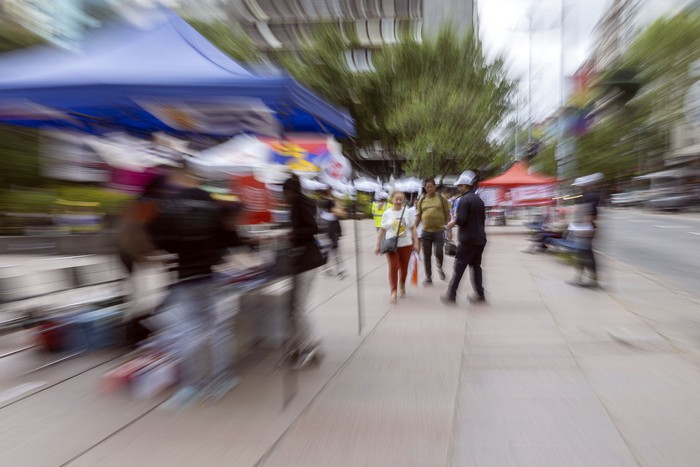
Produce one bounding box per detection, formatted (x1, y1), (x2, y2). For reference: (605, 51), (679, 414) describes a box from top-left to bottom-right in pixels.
(528, 13), (533, 143)
(353, 206), (363, 336)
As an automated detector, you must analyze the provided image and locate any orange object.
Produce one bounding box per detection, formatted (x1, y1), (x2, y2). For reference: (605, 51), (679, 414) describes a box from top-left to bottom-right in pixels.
(410, 252), (419, 287)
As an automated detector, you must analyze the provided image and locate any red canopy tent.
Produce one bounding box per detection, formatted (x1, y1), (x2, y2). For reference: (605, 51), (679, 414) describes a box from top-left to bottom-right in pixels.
(479, 162), (556, 207)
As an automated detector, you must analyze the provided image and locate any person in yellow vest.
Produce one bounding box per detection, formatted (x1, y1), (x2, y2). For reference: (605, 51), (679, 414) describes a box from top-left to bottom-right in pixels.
(371, 194), (389, 231)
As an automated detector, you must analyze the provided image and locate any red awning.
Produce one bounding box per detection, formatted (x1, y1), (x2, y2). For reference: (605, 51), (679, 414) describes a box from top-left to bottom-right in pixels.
(480, 162), (556, 187)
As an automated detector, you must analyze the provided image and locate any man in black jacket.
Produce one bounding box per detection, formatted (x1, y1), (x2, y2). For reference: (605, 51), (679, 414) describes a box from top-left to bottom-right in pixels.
(442, 170), (487, 305)
(282, 176), (325, 368)
(148, 164), (246, 409)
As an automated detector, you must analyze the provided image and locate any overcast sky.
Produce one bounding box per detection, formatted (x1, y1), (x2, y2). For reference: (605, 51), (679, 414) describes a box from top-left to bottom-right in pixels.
(478, 0), (691, 123)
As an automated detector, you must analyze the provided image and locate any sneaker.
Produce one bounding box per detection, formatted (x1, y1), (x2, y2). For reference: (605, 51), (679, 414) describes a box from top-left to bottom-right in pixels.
(468, 294), (486, 304)
(160, 386), (202, 410)
(293, 345), (322, 370)
(440, 294), (457, 306)
(437, 267), (446, 281)
(423, 278), (433, 286)
(399, 287), (406, 298)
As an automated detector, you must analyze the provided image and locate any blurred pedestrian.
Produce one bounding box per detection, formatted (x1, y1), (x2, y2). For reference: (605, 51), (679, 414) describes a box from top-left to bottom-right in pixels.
(371, 194), (388, 231)
(148, 163), (247, 409)
(416, 178), (451, 284)
(441, 171), (487, 305)
(568, 173), (603, 287)
(282, 175), (326, 368)
(320, 197), (345, 278)
(374, 191), (420, 303)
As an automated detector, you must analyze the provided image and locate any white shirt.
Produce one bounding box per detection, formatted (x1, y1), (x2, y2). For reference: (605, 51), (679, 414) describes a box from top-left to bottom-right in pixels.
(381, 207), (415, 248)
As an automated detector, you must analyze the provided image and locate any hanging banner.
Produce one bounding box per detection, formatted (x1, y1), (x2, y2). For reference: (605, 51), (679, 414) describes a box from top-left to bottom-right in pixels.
(260, 136), (351, 181)
(510, 185), (555, 205)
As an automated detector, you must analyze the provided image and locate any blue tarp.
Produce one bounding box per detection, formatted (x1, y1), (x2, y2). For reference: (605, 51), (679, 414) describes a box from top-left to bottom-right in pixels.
(0, 10), (355, 138)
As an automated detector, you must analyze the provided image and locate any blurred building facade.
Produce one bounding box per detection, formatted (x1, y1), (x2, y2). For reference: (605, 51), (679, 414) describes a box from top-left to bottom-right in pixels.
(225, 0), (477, 71)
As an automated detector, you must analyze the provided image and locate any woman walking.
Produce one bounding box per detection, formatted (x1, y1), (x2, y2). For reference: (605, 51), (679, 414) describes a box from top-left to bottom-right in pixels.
(374, 191), (420, 303)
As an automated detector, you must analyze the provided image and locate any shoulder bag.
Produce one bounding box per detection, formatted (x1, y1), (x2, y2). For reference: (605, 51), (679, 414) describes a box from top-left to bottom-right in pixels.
(380, 207), (406, 254)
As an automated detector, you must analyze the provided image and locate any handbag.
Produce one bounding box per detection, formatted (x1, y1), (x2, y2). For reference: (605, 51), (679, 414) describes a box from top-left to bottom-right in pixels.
(444, 239), (457, 257)
(380, 207), (406, 254)
(275, 240), (326, 277)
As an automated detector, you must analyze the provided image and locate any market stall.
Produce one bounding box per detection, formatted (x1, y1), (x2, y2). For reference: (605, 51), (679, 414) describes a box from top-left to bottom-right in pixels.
(479, 162), (557, 225)
(0, 9), (356, 396)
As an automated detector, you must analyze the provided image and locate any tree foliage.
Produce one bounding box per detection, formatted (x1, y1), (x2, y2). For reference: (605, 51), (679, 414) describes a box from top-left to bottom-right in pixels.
(575, 11), (700, 182)
(187, 20), (260, 63)
(0, 21), (45, 188)
(376, 29), (513, 175)
(282, 26), (513, 177)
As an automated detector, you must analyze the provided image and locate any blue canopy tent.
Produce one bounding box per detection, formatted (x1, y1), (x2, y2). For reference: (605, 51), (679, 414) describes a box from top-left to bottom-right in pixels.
(0, 10), (355, 139)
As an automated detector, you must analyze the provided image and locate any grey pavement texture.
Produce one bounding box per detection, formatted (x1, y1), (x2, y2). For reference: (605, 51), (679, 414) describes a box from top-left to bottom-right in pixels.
(1, 218), (700, 466)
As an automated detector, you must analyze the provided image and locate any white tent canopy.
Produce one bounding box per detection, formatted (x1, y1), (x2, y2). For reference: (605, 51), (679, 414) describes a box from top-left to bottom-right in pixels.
(353, 177), (381, 193)
(84, 133), (183, 171)
(394, 177), (423, 193)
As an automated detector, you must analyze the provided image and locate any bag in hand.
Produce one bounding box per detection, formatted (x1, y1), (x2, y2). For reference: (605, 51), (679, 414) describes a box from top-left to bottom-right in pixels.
(276, 240), (326, 277)
(444, 239), (457, 257)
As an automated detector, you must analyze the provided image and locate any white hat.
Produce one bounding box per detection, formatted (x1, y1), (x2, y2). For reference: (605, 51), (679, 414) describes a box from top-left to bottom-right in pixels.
(572, 172), (603, 187)
(454, 170), (477, 186)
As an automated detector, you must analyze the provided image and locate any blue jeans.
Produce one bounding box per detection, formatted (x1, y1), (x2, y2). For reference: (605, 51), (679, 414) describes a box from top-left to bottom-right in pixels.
(165, 278), (235, 388)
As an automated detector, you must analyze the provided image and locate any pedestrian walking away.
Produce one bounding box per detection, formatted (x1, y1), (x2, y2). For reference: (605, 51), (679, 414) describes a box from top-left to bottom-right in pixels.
(568, 173), (603, 288)
(283, 175), (327, 369)
(416, 178), (451, 284)
(442, 170), (487, 306)
(146, 163), (249, 409)
(374, 191), (420, 303)
(320, 197), (346, 278)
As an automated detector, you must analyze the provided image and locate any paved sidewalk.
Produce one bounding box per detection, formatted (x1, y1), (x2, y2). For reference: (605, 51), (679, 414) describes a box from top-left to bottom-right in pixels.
(1, 220), (700, 466)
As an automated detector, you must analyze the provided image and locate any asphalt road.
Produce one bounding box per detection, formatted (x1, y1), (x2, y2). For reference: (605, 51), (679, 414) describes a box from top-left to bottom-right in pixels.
(597, 208), (700, 295)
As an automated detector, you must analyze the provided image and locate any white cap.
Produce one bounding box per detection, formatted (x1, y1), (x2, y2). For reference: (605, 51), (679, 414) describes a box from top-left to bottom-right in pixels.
(572, 172), (603, 187)
(454, 170), (477, 186)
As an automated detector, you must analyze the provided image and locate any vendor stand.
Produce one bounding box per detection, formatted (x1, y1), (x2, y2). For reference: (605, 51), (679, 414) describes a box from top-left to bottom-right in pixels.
(479, 162), (557, 225)
(0, 9), (356, 400)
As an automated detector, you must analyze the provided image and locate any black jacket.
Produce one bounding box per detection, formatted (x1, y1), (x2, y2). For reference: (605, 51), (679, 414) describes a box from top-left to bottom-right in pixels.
(149, 187), (244, 280)
(289, 193), (325, 273)
(456, 189), (487, 246)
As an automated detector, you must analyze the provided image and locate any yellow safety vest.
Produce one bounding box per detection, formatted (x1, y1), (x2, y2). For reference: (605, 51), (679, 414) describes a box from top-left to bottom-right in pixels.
(371, 202), (386, 228)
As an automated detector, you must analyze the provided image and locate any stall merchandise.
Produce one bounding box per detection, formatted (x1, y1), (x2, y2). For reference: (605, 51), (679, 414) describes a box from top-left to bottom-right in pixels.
(0, 9), (358, 399)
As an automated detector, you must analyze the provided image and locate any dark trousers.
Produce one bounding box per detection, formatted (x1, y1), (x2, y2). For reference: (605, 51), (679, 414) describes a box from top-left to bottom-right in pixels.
(574, 247), (598, 281)
(447, 242), (485, 300)
(421, 230), (445, 279)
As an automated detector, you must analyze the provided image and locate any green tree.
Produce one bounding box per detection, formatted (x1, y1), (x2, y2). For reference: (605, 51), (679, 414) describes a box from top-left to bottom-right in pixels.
(282, 26), (513, 177)
(281, 26), (390, 161)
(186, 20), (261, 63)
(0, 20), (44, 53)
(377, 29), (513, 175)
(0, 21), (46, 188)
(576, 11), (700, 182)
